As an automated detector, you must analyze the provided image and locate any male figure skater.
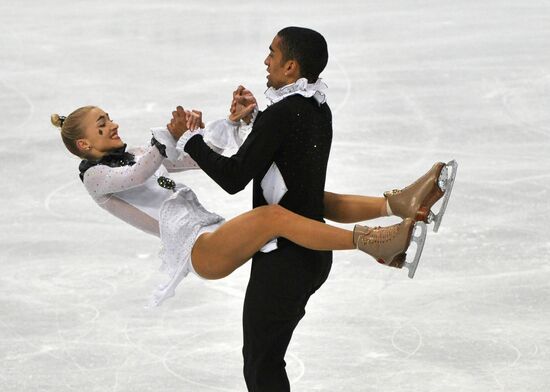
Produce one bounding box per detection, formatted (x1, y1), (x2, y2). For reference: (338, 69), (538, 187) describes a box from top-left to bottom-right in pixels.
(178, 27), (332, 391)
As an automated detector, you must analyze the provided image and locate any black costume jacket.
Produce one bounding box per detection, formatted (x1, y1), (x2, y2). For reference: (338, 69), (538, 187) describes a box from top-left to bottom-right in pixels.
(184, 94), (332, 248)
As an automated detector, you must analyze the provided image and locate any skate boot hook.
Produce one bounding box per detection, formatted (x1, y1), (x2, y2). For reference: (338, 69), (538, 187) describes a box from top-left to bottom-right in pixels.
(384, 160), (458, 233)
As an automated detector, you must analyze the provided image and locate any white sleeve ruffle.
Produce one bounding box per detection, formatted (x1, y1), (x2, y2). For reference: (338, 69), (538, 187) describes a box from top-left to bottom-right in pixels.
(151, 127), (201, 172)
(202, 118), (253, 157)
(151, 118), (253, 171)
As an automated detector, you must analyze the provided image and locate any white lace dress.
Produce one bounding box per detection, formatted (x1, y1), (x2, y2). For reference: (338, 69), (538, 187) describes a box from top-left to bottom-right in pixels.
(81, 119), (250, 306)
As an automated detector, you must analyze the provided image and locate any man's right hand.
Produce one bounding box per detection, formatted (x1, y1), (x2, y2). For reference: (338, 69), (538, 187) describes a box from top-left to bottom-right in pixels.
(229, 85), (257, 124)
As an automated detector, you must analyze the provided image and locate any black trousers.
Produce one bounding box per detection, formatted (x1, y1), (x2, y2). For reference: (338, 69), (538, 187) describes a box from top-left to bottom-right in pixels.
(242, 244), (332, 392)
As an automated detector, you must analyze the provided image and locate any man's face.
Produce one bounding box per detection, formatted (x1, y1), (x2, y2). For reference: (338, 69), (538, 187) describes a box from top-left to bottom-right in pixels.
(264, 35), (290, 89)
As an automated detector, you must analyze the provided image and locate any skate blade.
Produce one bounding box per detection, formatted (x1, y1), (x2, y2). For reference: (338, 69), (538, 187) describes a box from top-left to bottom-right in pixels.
(404, 221), (427, 279)
(429, 160), (458, 233)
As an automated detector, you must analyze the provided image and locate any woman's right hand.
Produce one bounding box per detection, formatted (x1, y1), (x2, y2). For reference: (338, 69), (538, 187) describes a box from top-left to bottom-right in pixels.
(167, 106), (189, 141)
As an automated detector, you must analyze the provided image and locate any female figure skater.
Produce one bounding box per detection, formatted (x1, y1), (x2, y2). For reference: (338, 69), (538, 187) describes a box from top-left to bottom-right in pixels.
(51, 105), (452, 306)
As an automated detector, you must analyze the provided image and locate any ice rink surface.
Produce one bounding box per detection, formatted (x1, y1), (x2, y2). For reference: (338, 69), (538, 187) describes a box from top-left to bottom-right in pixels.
(1, 0), (549, 391)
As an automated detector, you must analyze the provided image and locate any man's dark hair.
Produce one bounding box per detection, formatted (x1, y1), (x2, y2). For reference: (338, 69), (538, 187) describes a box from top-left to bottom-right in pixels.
(277, 26), (328, 83)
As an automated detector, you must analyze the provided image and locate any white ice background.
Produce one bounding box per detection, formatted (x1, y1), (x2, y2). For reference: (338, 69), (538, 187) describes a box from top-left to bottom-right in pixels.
(1, 0), (549, 391)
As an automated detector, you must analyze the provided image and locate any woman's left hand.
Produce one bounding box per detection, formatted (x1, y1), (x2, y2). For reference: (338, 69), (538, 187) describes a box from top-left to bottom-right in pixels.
(167, 106), (205, 140)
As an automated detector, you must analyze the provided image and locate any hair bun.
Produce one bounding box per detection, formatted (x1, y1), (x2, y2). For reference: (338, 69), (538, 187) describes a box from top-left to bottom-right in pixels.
(50, 114), (66, 129)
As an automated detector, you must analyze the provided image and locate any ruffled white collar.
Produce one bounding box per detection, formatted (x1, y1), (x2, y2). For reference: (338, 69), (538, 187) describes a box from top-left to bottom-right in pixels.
(264, 77), (328, 106)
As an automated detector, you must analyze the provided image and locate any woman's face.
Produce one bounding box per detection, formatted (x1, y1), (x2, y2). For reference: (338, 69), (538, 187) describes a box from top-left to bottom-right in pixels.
(79, 107), (125, 157)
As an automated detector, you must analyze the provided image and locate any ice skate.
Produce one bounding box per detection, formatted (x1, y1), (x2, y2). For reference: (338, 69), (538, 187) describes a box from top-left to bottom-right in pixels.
(384, 160), (458, 232)
(353, 218), (427, 278)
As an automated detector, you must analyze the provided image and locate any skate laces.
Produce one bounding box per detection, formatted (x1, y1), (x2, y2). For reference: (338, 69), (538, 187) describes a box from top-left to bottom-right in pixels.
(389, 174), (424, 195)
(386, 188), (402, 196)
(385, 165), (441, 199)
(359, 224), (400, 245)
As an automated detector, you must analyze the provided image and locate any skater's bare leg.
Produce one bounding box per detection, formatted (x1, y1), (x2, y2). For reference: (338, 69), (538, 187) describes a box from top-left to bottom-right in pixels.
(324, 191), (387, 223)
(191, 204), (354, 279)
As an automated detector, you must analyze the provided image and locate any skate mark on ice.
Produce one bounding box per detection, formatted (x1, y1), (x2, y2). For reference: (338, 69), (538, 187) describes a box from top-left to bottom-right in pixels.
(123, 314), (306, 392)
(203, 280), (246, 299)
(483, 172), (550, 186)
(162, 358), (239, 392)
(0, 79), (35, 137)
(123, 321), (244, 392)
(0, 318), (64, 363)
(391, 322), (423, 358)
(500, 73), (550, 137)
(0, 307), (100, 368)
(488, 339), (522, 389)
(398, 91), (440, 166)
(1, 306), (107, 392)
(44, 179), (107, 224)
(0, 25), (24, 65)
(54, 303), (101, 374)
(53, 304), (135, 392)
(54, 265), (120, 299)
(121, 322), (171, 363)
(331, 55), (352, 116)
(161, 337), (241, 392)
(122, 324), (196, 390)
(332, 139), (478, 159)
(44, 180), (80, 218)
(422, 266), (550, 285)
(287, 351), (306, 385)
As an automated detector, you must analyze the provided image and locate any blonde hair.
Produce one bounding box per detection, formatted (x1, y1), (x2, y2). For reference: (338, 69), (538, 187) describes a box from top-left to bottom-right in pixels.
(51, 106), (96, 158)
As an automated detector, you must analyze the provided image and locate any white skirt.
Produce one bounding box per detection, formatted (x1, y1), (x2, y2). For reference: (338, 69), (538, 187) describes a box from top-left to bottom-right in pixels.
(150, 185), (225, 307)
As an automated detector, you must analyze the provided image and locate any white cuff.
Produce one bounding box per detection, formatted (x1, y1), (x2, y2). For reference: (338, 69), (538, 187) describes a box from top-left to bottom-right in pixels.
(179, 128), (205, 150)
(227, 118), (240, 127)
(249, 106), (259, 124)
(151, 127), (179, 161)
(232, 106), (258, 126)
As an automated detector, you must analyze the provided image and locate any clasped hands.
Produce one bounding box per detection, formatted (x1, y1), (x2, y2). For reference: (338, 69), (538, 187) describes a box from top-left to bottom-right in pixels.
(229, 85), (257, 124)
(166, 107), (204, 141)
(166, 85), (257, 141)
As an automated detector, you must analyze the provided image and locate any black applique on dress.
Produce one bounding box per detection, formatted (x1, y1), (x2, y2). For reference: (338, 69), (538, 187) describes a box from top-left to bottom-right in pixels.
(78, 144), (136, 182)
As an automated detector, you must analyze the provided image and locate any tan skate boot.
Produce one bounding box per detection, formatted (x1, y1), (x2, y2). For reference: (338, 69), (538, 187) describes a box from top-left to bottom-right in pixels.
(353, 218), (415, 268)
(385, 160), (458, 232)
(353, 218), (428, 278)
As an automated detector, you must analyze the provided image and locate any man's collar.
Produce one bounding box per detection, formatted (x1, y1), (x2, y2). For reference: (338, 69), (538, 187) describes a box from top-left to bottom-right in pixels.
(264, 78), (328, 106)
